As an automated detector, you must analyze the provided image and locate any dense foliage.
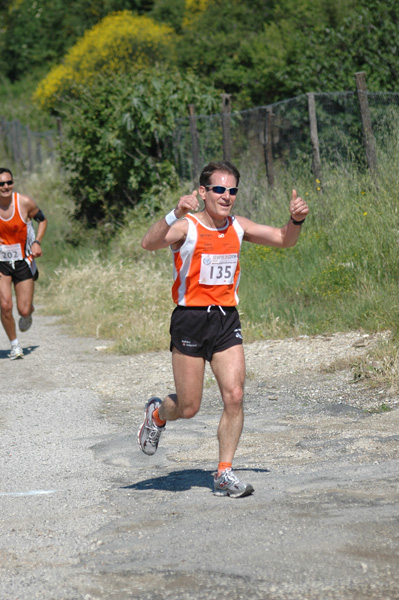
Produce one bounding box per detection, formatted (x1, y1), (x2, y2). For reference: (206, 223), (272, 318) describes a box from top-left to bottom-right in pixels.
(58, 68), (220, 226)
(33, 11), (174, 110)
(0, 0), (155, 80)
(2, 0), (399, 106)
(1, 0), (399, 227)
(175, 0), (399, 105)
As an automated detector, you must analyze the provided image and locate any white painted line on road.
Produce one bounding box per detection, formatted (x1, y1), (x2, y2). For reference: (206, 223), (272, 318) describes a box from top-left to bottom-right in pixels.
(0, 490), (56, 497)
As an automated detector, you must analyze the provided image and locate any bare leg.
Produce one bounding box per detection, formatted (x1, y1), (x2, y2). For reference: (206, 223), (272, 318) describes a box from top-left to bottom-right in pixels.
(14, 278), (34, 319)
(158, 348), (206, 421)
(0, 273), (16, 341)
(210, 344), (246, 464)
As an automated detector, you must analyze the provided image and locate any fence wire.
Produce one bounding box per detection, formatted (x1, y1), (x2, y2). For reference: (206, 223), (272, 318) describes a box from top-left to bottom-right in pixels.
(0, 118), (58, 172)
(170, 91), (399, 187)
(2, 90), (399, 187)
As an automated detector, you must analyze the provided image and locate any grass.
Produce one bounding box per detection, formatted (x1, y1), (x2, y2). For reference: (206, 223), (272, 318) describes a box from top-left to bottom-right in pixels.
(365, 404), (392, 414)
(4, 146), (399, 391)
(237, 150), (399, 344)
(321, 335), (399, 393)
(32, 179), (176, 353)
(352, 338), (399, 390)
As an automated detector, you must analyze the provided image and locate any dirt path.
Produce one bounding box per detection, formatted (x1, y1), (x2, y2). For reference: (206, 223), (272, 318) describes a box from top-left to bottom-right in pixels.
(1, 312), (398, 599)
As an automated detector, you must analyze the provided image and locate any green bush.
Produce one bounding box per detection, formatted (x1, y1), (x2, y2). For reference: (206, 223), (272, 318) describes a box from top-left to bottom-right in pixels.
(1, 0), (156, 81)
(33, 11), (175, 110)
(150, 0), (185, 32)
(58, 67), (220, 227)
(176, 0), (399, 108)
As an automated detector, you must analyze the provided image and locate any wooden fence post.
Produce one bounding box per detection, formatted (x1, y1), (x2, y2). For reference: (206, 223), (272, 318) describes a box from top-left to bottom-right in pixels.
(3, 119), (11, 157)
(188, 104), (200, 186)
(11, 121), (20, 165)
(56, 116), (63, 146)
(27, 126), (34, 172)
(0, 118), (5, 156)
(221, 93), (232, 162)
(264, 107), (275, 187)
(47, 132), (55, 161)
(36, 134), (42, 166)
(307, 93), (323, 187)
(355, 71), (378, 178)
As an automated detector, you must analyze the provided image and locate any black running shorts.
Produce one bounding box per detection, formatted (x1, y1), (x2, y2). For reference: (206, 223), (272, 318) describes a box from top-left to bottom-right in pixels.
(0, 260), (36, 283)
(170, 305), (243, 361)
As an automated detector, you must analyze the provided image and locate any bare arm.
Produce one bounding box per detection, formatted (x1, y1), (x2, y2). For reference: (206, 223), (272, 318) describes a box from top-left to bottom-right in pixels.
(141, 190), (199, 251)
(238, 190), (309, 248)
(22, 195), (48, 258)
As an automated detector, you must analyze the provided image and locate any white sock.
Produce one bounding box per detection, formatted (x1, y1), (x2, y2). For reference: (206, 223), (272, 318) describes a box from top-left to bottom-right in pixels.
(11, 338), (19, 347)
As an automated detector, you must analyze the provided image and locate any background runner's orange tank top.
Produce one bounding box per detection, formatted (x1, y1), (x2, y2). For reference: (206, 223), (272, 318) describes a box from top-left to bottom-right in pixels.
(172, 213), (244, 307)
(0, 193), (29, 259)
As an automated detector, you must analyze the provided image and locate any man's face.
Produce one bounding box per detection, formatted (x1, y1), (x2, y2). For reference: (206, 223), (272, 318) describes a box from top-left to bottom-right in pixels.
(199, 171), (238, 220)
(0, 172), (14, 201)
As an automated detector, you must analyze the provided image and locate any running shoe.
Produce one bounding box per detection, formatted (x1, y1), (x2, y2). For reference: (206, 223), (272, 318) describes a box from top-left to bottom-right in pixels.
(213, 468), (254, 498)
(137, 397), (165, 455)
(19, 314), (33, 332)
(9, 345), (24, 360)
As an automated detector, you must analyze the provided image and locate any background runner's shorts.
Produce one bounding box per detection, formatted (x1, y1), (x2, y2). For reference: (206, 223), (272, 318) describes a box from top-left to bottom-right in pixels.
(0, 260), (36, 283)
(170, 305), (243, 361)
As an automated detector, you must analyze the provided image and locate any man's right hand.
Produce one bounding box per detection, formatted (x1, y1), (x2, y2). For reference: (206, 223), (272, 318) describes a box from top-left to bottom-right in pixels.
(175, 190), (199, 218)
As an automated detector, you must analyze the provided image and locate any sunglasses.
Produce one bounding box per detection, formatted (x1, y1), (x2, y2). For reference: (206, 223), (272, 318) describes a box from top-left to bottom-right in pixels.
(205, 185), (238, 195)
(0, 180), (14, 187)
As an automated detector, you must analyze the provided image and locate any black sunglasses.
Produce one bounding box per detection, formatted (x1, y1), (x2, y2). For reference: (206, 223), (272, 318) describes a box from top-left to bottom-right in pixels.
(205, 185), (238, 195)
(0, 180), (14, 187)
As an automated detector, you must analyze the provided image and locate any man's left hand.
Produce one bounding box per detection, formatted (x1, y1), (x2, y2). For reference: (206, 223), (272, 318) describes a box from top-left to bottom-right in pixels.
(290, 189), (309, 221)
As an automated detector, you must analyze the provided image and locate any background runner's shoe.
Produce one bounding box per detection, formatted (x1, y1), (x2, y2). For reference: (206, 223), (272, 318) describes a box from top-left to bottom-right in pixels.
(9, 345), (24, 360)
(213, 468), (254, 498)
(137, 397), (165, 455)
(19, 315), (33, 332)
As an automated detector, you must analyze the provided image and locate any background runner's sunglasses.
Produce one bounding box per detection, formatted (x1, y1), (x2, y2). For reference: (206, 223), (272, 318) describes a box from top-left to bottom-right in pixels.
(0, 180), (14, 186)
(205, 185), (238, 195)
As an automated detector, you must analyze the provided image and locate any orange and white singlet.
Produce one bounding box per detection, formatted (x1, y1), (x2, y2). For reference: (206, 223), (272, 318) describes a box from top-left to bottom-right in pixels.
(172, 213), (244, 307)
(0, 193), (35, 264)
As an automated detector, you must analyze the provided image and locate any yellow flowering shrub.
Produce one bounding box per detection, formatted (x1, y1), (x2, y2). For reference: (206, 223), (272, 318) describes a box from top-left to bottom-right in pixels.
(183, 0), (210, 28)
(34, 64), (76, 107)
(33, 11), (174, 109)
(9, 0), (24, 9)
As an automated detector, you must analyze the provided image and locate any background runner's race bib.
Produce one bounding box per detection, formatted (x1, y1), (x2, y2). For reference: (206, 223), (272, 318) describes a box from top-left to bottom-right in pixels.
(199, 253), (238, 285)
(0, 243), (23, 261)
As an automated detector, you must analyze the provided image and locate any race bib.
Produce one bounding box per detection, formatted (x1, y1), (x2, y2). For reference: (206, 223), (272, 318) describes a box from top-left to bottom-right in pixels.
(199, 254), (238, 285)
(0, 243), (23, 262)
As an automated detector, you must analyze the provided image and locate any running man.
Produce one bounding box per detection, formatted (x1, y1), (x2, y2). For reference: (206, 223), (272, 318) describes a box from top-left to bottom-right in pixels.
(0, 168), (47, 359)
(138, 161), (309, 497)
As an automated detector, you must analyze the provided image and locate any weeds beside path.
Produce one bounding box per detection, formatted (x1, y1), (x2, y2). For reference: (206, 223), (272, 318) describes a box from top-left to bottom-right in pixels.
(1, 313), (398, 600)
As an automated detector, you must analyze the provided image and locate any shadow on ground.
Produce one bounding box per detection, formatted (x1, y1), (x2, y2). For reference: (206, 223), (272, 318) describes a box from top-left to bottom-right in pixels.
(0, 345), (39, 360)
(123, 467), (270, 492)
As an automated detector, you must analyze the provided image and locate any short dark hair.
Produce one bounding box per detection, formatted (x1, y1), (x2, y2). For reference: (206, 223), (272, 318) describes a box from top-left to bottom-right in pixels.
(199, 161), (240, 187)
(0, 168), (13, 179)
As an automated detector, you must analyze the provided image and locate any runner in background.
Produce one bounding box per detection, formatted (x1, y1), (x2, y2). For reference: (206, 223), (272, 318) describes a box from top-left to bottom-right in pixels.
(138, 160), (309, 497)
(0, 168), (47, 359)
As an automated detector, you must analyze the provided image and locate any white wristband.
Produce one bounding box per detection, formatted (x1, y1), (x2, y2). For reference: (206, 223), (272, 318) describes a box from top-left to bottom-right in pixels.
(165, 209), (178, 226)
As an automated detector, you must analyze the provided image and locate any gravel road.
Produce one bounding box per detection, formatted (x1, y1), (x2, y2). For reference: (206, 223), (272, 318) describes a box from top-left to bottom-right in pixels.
(1, 311), (398, 600)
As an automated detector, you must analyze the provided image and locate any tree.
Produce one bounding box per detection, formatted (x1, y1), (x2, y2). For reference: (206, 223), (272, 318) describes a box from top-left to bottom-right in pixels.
(1, 0), (156, 80)
(175, 0), (399, 107)
(33, 11), (175, 110)
(150, 0), (185, 33)
(58, 68), (220, 227)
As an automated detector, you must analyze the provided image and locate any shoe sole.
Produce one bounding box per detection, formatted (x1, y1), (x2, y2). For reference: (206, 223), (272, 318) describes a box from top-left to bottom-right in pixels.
(19, 316), (32, 332)
(10, 353), (24, 360)
(137, 397), (162, 455)
(214, 484), (254, 498)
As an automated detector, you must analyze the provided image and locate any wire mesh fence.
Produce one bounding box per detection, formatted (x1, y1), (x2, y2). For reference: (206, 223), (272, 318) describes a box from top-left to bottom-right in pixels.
(170, 85), (399, 193)
(2, 73), (398, 194)
(0, 117), (60, 172)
